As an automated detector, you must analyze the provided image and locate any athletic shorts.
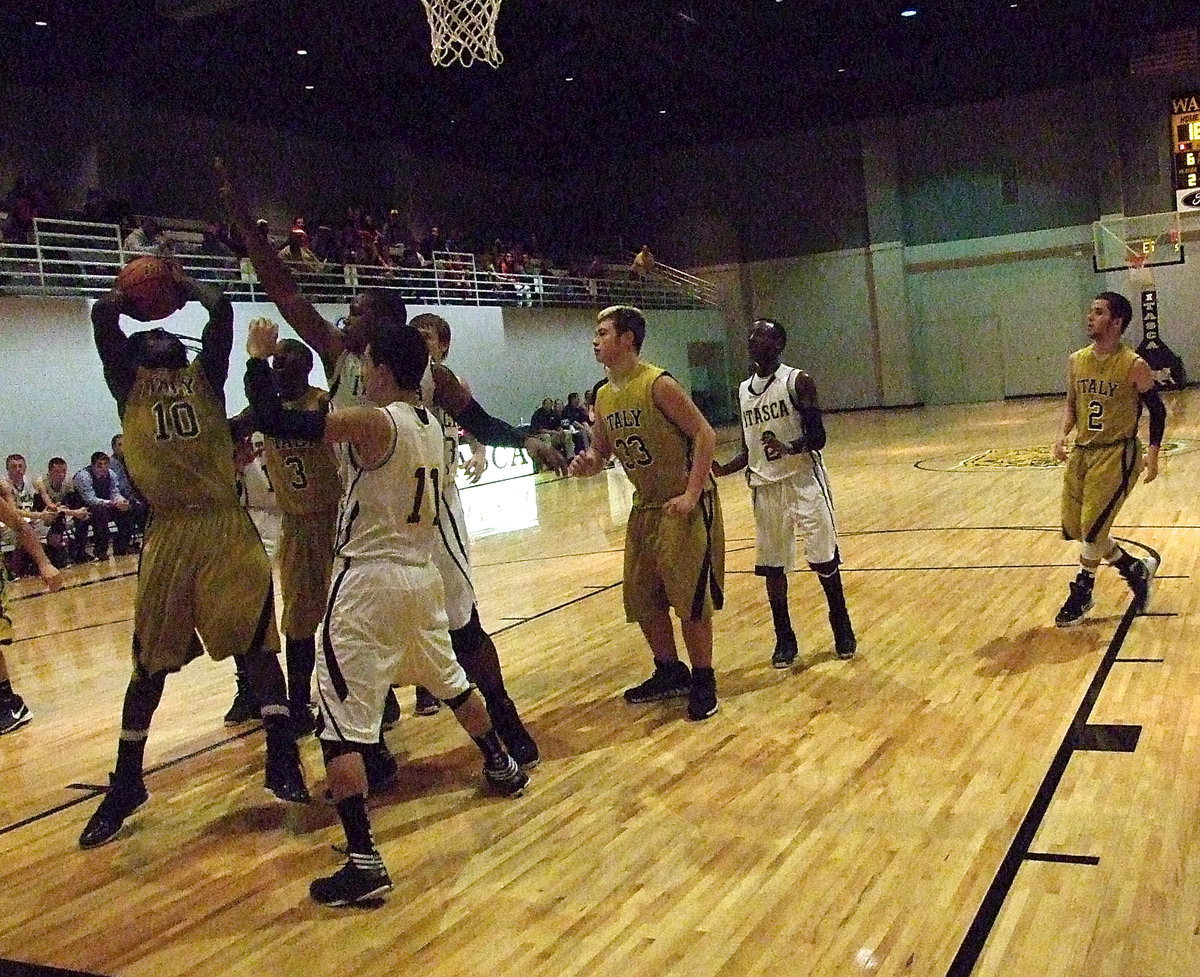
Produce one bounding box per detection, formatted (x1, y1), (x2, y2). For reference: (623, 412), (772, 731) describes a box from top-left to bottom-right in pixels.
(278, 503), (337, 639)
(134, 505), (279, 676)
(317, 557), (470, 745)
(1061, 439), (1142, 543)
(623, 488), (724, 624)
(431, 481), (477, 632)
(752, 467), (839, 572)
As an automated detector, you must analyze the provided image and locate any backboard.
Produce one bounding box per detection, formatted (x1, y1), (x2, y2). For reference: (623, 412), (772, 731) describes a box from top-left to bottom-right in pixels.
(1093, 211), (1185, 272)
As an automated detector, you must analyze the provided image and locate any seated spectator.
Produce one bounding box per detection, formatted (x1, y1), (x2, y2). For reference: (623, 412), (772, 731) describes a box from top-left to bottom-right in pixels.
(290, 216), (311, 250)
(278, 229), (325, 272)
(631, 244), (655, 281)
(0, 454), (54, 576)
(530, 398), (572, 458)
(123, 217), (173, 255)
(310, 223), (339, 265)
(32, 457), (89, 567)
(108, 435), (147, 542)
(74, 451), (136, 560)
(200, 221), (238, 258)
(421, 224), (445, 260)
(562, 391), (591, 455)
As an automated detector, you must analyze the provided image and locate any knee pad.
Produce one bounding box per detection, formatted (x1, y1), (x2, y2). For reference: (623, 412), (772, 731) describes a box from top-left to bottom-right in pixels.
(319, 737), (369, 766)
(443, 686), (475, 711)
(808, 555), (841, 578)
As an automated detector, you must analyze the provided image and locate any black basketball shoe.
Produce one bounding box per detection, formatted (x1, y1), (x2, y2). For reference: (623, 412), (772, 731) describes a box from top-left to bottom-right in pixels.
(1055, 572), (1095, 627)
(624, 660), (691, 704)
(79, 774), (149, 849)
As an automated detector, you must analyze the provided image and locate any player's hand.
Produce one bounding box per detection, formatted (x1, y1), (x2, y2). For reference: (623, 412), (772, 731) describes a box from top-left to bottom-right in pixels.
(663, 491), (699, 519)
(761, 432), (789, 460)
(567, 450), (603, 478)
(114, 498), (131, 511)
(247, 317), (280, 359)
(464, 446), (488, 483)
(39, 563), (63, 592)
(525, 437), (568, 476)
(1143, 448), (1160, 483)
(1052, 437), (1070, 462)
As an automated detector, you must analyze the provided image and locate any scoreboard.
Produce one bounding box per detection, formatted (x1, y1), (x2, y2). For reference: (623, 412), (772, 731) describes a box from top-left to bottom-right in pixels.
(1172, 92), (1200, 211)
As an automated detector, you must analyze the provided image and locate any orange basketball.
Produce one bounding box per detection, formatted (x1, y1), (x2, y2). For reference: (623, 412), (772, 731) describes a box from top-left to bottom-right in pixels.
(116, 255), (183, 322)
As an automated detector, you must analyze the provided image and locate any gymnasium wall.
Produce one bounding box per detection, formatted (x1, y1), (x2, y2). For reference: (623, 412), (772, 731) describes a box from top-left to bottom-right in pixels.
(0, 297), (722, 472)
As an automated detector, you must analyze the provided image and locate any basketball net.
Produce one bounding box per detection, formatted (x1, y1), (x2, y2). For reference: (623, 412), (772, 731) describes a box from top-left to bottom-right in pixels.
(419, 0), (504, 67)
(1127, 251), (1155, 289)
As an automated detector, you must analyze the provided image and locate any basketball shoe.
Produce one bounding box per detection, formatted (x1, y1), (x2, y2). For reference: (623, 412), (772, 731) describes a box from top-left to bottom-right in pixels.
(414, 686), (441, 717)
(1120, 555), (1159, 613)
(381, 687), (401, 730)
(79, 774), (149, 849)
(264, 736), (311, 804)
(687, 667), (719, 721)
(310, 853), (393, 907)
(223, 680), (258, 726)
(484, 755), (529, 797)
(1055, 572), (1095, 627)
(487, 695), (539, 768)
(771, 633), (799, 669)
(624, 659), (691, 704)
(0, 695), (31, 735)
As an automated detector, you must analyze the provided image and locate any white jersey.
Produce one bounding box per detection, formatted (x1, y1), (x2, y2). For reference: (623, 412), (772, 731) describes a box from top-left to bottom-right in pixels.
(334, 401), (443, 564)
(739, 364), (810, 487)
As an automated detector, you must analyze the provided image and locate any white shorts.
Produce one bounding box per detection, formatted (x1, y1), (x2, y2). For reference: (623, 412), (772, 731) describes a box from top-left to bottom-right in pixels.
(317, 557), (469, 745)
(751, 461), (839, 572)
(431, 481), (477, 632)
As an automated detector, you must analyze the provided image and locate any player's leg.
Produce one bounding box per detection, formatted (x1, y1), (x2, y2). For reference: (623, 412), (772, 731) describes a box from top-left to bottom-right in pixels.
(623, 508), (691, 703)
(659, 490), (724, 719)
(198, 509), (307, 802)
(78, 660), (163, 848)
(311, 580), (395, 907)
(279, 510), (334, 736)
(0, 640), (31, 735)
(753, 482), (798, 666)
(799, 461), (856, 658)
(394, 563), (528, 795)
(1056, 449), (1095, 626)
(1086, 441), (1157, 610)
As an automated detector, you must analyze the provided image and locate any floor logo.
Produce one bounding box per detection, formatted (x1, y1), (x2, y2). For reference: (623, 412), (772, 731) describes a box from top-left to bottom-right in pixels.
(916, 439), (1196, 471)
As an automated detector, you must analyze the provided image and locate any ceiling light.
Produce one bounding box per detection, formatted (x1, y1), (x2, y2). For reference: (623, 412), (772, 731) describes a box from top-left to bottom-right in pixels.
(837, 67), (846, 73)
(900, 8), (917, 16)
(34, 19), (47, 26)
(304, 84), (314, 90)
(658, 109), (667, 114)
(297, 49), (307, 55)
(565, 76), (574, 81)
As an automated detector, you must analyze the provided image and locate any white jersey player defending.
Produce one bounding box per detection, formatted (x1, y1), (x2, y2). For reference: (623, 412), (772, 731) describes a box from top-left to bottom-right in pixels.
(712, 318), (856, 666)
(245, 317), (529, 909)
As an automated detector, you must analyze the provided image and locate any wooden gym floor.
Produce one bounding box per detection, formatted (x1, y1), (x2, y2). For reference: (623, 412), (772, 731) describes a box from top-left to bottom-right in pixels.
(1, 390), (1197, 977)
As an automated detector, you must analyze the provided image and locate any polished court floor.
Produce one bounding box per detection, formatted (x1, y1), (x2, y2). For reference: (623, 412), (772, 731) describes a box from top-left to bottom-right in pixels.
(1, 390), (1197, 977)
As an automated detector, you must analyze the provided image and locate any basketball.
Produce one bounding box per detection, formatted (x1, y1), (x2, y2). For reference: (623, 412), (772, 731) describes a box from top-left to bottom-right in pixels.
(115, 255), (183, 322)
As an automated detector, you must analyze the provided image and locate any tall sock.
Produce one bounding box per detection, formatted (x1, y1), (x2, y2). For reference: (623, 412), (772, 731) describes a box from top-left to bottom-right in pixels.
(113, 671), (166, 782)
(818, 569), (853, 632)
(472, 729), (507, 767)
(768, 596), (793, 640)
(285, 635), (316, 708)
(0, 679), (13, 701)
(335, 794), (377, 855)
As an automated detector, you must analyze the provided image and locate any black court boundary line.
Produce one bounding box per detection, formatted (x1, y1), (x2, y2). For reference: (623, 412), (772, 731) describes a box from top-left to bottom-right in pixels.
(946, 541), (1162, 976)
(491, 582), (621, 636)
(0, 725), (263, 839)
(8, 569), (137, 603)
(1024, 852), (1101, 865)
(8, 616), (132, 645)
(0, 960), (110, 977)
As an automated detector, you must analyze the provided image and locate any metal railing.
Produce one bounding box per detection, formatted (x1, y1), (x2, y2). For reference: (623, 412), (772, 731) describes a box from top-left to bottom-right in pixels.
(0, 219), (716, 311)
(628, 252), (719, 305)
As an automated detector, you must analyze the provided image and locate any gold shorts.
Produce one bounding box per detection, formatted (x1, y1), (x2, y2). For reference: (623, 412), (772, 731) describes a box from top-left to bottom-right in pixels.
(134, 506), (279, 676)
(278, 504), (337, 639)
(623, 488), (724, 623)
(1061, 439), (1142, 543)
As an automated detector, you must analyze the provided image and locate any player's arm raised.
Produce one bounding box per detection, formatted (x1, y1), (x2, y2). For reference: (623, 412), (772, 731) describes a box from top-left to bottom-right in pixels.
(215, 158), (343, 374)
(244, 318), (392, 464)
(1130, 357), (1165, 484)
(653, 374), (716, 518)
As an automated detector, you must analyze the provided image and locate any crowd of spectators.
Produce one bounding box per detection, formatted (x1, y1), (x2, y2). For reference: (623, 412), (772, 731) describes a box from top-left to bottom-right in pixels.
(1, 173), (664, 293)
(529, 392), (593, 460)
(0, 437), (147, 578)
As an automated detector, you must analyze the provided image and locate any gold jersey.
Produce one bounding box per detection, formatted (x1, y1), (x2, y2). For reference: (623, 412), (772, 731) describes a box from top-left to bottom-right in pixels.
(1071, 343), (1144, 447)
(261, 386), (342, 515)
(122, 359), (239, 511)
(596, 361), (709, 508)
